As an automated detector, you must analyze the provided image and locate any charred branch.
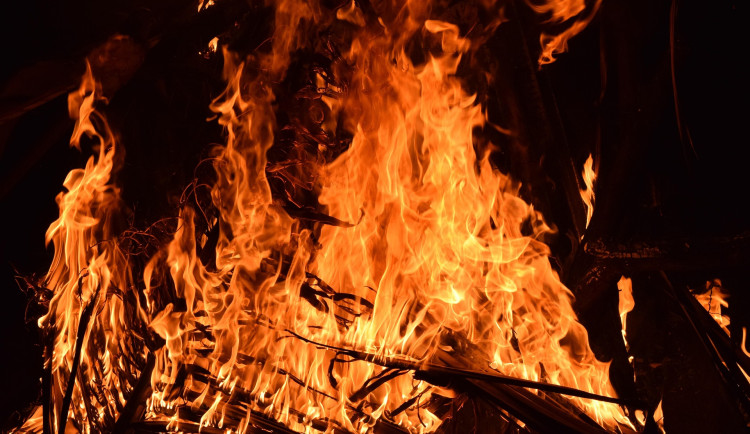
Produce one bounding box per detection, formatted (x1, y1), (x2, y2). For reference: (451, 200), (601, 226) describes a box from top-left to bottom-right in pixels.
(112, 353), (156, 433)
(284, 329), (635, 431)
(659, 272), (750, 413)
(58, 281), (100, 434)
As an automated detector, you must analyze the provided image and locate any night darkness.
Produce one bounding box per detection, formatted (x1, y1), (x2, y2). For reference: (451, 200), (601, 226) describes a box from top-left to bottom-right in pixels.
(1, 0), (748, 432)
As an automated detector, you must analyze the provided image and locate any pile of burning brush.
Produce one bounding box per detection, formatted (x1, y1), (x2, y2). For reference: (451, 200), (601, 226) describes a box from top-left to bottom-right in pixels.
(7, 0), (749, 433)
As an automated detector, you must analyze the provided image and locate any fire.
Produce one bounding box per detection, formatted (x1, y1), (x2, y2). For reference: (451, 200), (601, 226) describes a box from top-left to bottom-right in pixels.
(653, 399), (665, 433)
(29, 62), (147, 433)
(20, 0), (634, 432)
(532, 0), (604, 66)
(741, 328), (750, 384)
(208, 37), (219, 53)
(617, 276), (634, 353)
(580, 153), (597, 231)
(694, 278), (730, 334)
(198, 0), (216, 12)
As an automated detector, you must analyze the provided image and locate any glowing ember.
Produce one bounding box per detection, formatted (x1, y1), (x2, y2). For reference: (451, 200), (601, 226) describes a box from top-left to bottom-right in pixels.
(20, 0), (634, 432)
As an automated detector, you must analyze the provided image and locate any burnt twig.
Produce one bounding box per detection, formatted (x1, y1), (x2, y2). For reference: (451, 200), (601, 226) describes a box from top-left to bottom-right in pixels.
(42, 332), (53, 434)
(284, 329), (640, 408)
(659, 272), (750, 411)
(112, 352), (156, 433)
(57, 282), (101, 434)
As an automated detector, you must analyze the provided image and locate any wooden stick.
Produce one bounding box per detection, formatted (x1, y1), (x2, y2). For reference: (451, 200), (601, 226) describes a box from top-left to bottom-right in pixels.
(57, 281), (99, 434)
(286, 330), (639, 408)
(112, 353), (156, 433)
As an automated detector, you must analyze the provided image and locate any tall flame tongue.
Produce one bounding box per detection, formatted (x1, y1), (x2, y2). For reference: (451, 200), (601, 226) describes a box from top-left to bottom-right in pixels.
(34, 62), (146, 433)
(29, 0), (631, 433)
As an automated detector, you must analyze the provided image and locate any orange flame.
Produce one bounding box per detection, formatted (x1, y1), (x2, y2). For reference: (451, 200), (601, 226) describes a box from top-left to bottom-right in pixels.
(580, 153), (597, 231)
(653, 399), (665, 433)
(740, 328), (750, 384)
(26, 62), (147, 432)
(617, 276), (634, 352)
(531, 0), (603, 66)
(26, 1), (631, 432)
(694, 278), (730, 335)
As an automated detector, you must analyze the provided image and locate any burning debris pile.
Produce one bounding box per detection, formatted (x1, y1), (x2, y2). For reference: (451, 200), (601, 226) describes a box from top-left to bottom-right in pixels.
(4, 0), (749, 433)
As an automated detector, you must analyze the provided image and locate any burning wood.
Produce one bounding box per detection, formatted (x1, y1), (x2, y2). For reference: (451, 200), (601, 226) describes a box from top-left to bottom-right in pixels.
(10, 0), (683, 433)
(693, 278), (730, 334)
